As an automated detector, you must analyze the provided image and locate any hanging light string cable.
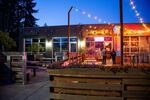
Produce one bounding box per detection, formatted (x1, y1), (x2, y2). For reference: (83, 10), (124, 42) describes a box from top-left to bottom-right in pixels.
(129, 0), (150, 32)
(73, 6), (111, 25)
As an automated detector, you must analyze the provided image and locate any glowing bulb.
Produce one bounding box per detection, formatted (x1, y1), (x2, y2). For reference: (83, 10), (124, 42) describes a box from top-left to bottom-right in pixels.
(139, 18), (143, 22)
(136, 13), (139, 16)
(82, 11), (86, 15)
(98, 19), (101, 22)
(94, 16), (98, 20)
(130, 1), (134, 5)
(140, 20), (143, 23)
(75, 8), (79, 12)
(129, 0), (150, 32)
(88, 14), (91, 18)
(89, 26), (92, 28)
(132, 6), (136, 9)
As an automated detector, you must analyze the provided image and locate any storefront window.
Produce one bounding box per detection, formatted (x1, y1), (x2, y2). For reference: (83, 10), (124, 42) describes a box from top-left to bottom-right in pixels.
(25, 44), (31, 52)
(25, 38), (46, 53)
(32, 38), (38, 43)
(25, 38), (32, 44)
(53, 38), (60, 42)
(86, 37), (94, 41)
(61, 37), (68, 42)
(40, 38), (45, 42)
(62, 43), (68, 51)
(53, 37), (77, 56)
(95, 42), (103, 48)
(71, 43), (77, 52)
(53, 43), (60, 52)
(70, 38), (77, 42)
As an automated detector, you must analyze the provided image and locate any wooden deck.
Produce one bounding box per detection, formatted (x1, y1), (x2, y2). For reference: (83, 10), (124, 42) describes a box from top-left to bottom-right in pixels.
(48, 68), (150, 100)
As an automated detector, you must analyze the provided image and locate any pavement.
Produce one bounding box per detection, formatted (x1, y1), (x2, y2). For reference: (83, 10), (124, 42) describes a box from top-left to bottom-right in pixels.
(0, 68), (49, 100)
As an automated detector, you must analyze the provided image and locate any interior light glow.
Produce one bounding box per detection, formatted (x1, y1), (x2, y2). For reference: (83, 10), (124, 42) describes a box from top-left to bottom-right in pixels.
(94, 37), (104, 42)
(80, 40), (85, 48)
(46, 41), (52, 48)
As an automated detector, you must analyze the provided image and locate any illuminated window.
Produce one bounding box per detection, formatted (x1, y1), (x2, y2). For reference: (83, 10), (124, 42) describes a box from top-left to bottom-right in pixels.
(53, 37), (77, 56)
(25, 38), (46, 53)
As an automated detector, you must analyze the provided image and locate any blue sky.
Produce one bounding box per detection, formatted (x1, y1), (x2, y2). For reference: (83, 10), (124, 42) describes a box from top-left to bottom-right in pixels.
(34, 0), (150, 26)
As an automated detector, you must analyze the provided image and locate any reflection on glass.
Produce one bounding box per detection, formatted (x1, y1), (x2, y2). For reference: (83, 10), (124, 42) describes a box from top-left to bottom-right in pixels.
(61, 43), (68, 51)
(124, 36), (129, 41)
(61, 38), (68, 42)
(131, 37), (139, 41)
(124, 48), (129, 52)
(39, 43), (45, 47)
(53, 43), (60, 52)
(131, 42), (138, 46)
(71, 43), (77, 52)
(25, 39), (32, 44)
(32, 38), (38, 42)
(70, 38), (77, 42)
(124, 42), (130, 46)
(53, 38), (60, 42)
(25, 44), (31, 52)
(131, 48), (139, 52)
(40, 38), (45, 42)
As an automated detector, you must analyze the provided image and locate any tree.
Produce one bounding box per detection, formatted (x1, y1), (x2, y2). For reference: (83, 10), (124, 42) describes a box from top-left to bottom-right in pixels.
(0, 0), (38, 51)
(0, 31), (16, 51)
(44, 23), (48, 27)
(26, 43), (44, 54)
(23, 0), (38, 27)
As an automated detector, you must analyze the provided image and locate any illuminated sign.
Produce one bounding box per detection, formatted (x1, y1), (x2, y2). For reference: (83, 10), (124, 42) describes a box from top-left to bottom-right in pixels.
(94, 37), (104, 42)
(104, 37), (112, 41)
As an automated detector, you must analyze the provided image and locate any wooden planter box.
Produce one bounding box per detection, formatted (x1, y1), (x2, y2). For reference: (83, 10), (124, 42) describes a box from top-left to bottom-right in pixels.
(48, 68), (150, 100)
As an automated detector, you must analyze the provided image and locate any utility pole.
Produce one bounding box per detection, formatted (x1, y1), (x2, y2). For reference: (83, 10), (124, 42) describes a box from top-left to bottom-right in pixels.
(120, 0), (124, 66)
(68, 6), (73, 59)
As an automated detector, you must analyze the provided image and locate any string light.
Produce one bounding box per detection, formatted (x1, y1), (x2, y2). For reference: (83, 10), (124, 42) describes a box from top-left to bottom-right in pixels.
(75, 8), (78, 11)
(88, 14), (91, 18)
(73, 6), (110, 25)
(94, 16), (98, 20)
(129, 0), (150, 32)
(82, 11), (86, 15)
(98, 19), (102, 22)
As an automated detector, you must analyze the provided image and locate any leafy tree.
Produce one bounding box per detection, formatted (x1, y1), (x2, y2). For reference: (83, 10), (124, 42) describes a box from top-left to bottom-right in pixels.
(0, 0), (38, 51)
(44, 23), (48, 27)
(22, 0), (38, 27)
(0, 31), (16, 51)
(26, 44), (44, 53)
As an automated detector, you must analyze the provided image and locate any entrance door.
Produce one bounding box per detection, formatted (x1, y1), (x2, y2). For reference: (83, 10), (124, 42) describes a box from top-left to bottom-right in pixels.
(86, 37), (104, 57)
(86, 37), (112, 58)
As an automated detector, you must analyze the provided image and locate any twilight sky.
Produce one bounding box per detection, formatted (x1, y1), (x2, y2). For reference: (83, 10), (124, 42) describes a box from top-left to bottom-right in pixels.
(34, 0), (150, 26)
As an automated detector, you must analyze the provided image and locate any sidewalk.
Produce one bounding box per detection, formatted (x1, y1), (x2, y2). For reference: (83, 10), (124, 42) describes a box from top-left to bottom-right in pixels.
(0, 68), (49, 100)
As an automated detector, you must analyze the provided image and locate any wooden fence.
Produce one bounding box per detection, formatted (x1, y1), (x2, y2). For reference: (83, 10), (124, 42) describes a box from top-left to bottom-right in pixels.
(49, 68), (150, 100)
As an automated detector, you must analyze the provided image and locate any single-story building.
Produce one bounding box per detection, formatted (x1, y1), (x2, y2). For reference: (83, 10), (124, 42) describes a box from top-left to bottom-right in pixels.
(20, 23), (150, 64)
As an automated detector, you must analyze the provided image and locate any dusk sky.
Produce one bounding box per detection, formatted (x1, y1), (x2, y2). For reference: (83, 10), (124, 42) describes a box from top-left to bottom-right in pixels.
(34, 0), (150, 26)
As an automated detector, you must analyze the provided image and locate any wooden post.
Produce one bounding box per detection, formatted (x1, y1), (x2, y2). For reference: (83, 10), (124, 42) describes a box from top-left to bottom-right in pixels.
(68, 6), (73, 60)
(120, 0), (124, 65)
